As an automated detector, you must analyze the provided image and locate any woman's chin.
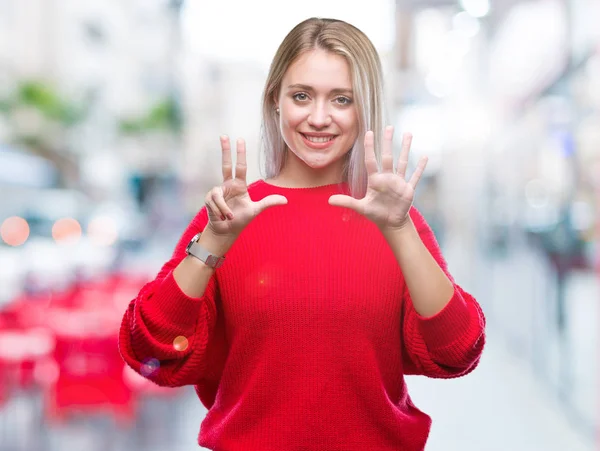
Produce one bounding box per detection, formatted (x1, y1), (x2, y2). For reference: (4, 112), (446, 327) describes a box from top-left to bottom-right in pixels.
(300, 155), (333, 169)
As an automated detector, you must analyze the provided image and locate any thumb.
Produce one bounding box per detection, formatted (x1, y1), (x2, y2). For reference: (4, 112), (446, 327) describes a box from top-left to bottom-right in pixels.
(255, 194), (288, 213)
(328, 194), (359, 211)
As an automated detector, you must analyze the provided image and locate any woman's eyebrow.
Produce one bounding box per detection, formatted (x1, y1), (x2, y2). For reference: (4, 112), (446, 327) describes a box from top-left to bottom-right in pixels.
(287, 84), (353, 95)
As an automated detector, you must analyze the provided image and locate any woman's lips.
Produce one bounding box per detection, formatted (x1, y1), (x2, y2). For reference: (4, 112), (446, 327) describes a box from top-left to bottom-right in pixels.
(300, 133), (338, 149)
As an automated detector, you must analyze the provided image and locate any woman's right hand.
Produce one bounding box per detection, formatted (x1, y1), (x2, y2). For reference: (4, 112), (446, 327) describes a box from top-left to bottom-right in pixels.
(204, 136), (287, 238)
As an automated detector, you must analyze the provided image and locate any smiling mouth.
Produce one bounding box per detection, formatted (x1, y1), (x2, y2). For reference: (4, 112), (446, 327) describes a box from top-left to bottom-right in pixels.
(301, 133), (337, 143)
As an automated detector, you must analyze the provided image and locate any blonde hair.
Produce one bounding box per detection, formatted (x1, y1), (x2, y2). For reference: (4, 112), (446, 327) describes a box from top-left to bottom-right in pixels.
(260, 17), (386, 199)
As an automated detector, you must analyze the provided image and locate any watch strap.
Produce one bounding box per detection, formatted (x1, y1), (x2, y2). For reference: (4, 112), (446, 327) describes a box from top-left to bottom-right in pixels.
(186, 234), (226, 268)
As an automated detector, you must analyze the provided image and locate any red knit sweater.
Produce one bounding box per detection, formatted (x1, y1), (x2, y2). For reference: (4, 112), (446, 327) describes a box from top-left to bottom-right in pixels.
(119, 179), (485, 451)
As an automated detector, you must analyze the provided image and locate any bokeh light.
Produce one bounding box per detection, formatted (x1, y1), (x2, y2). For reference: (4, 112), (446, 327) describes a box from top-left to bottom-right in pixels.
(173, 336), (189, 352)
(52, 218), (82, 244)
(0, 216), (30, 246)
(140, 358), (160, 378)
(460, 0), (490, 18)
(87, 215), (119, 246)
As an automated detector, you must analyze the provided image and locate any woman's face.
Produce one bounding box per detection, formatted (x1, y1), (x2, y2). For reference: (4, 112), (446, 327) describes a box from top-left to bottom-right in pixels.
(276, 49), (359, 175)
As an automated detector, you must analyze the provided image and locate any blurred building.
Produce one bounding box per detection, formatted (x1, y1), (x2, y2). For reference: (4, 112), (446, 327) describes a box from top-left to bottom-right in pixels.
(0, 0), (185, 201)
(179, 58), (266, 211)
(392, 0), (600, 440)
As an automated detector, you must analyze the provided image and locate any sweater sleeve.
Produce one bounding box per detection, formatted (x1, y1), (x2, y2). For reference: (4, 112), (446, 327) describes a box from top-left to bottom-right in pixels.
(401, 207), (486, 379)
(118, 207), (222, 388)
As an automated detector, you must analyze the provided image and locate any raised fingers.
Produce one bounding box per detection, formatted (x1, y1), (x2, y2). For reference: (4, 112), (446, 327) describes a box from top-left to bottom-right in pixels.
(381, 125), (394, 173)
(221, 136), (233, 181)
(364, 131), (378, 176)
(235, 138), (247, 182)
(396, 133), (412, 179)
(407, 156), (428, 189)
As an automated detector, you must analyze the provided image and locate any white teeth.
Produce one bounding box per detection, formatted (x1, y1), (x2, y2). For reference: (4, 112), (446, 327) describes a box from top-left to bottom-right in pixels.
(304, 135), (335, 143)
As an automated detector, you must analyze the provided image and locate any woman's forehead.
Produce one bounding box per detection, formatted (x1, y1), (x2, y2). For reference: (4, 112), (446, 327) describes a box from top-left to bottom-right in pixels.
(283, 49), (352, 90)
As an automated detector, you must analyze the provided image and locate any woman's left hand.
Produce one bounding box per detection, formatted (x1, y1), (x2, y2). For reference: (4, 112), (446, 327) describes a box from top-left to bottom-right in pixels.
(329, 126), (428, 231)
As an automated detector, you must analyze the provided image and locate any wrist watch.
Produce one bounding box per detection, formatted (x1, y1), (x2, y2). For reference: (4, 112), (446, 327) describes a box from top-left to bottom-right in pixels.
(185, 233), (226, 268)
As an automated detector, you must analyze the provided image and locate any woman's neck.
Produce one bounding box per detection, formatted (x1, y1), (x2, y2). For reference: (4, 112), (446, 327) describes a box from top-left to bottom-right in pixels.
(268, 153), (346, 188)
(265, 175), (344, 189)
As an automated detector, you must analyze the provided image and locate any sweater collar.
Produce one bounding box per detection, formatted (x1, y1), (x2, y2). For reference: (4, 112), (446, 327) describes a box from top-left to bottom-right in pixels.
(254, 179), (350, 197)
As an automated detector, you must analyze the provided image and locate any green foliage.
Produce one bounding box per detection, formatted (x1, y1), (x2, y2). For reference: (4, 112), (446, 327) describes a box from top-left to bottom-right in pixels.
(0, 80), (85, 126)
(119, 96), (182, 135)
(0, 79), (181, 137)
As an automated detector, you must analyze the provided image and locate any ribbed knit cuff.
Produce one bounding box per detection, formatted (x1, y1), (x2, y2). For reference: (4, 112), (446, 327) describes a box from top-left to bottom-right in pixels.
(142, 270), (212, 332)
(415, 286), (473, 350)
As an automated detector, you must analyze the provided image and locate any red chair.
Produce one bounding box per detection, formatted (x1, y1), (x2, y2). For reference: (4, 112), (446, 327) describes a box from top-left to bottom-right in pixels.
(41, 299), (135, 424)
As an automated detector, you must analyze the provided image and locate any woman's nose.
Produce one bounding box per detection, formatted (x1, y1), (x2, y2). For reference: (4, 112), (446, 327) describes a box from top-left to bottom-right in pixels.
(307, 103), (332, 128)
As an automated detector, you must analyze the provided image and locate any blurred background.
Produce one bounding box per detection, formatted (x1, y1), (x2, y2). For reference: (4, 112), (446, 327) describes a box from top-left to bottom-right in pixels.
(0, 0), (599, 450)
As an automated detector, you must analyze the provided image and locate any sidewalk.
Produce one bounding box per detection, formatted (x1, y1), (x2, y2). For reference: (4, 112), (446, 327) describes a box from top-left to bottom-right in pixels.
(406, 329), (594, 451)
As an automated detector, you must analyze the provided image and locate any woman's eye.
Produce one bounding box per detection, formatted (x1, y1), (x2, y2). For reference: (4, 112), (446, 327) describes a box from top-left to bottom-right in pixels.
(293, 93), (308, 101)
(336, 96), (352, 105)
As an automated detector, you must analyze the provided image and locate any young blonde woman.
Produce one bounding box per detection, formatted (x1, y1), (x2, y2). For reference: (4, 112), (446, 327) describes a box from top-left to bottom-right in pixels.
(119, 17), (486, 451)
